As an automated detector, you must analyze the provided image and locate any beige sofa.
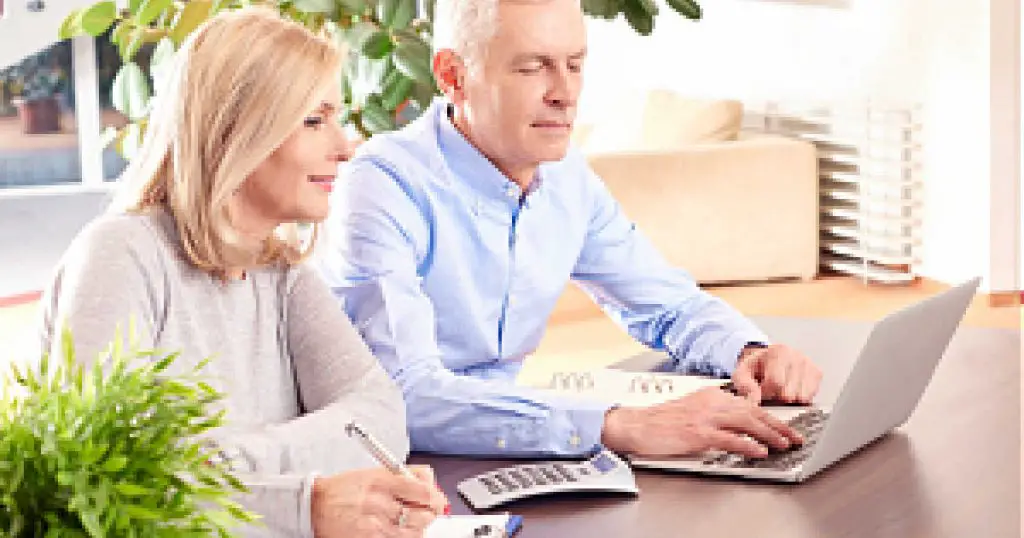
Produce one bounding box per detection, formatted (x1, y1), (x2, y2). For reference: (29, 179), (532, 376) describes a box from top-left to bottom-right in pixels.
(553, 91), (820, 320)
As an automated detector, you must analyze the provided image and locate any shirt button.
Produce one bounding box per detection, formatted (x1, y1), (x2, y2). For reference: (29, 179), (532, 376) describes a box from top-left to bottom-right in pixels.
(496, 438), (507, 449)
(569, 434), (581, 447)
(505, 186), (518, 199)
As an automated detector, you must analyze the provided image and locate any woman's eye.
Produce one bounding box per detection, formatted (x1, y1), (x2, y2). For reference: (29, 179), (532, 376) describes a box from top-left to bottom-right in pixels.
(304, 116), (325, 128)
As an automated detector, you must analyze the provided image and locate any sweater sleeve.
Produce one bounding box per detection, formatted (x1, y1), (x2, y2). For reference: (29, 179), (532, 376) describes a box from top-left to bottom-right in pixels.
(36, 216), (407, 537)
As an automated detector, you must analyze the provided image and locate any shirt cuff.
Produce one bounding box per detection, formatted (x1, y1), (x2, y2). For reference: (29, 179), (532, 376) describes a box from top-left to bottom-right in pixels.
(565, 400), (615, 455)
(719, 331), (771, 376)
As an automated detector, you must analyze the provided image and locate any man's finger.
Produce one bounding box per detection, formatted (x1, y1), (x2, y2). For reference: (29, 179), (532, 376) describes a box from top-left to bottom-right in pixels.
(782, 359), (803, 403)
(753, 408), (804, 445)
(714, 409), (792, 451)
(703, 429), (769, 459)
(799, 364), (822, 403)
(731, 359), (762, 404)
(762, 355), (790, 401)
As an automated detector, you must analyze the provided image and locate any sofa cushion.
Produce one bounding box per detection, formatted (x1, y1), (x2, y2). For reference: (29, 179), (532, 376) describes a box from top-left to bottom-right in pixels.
(641, 91), (743, 147)
(575, 90), (744, 153)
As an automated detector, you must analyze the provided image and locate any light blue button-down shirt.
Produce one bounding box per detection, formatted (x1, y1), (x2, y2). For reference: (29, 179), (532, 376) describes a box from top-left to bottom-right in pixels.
(314, 99), (769, 457)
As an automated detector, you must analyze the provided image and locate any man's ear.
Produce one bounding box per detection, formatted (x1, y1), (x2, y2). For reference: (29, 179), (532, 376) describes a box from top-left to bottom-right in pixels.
(433, 49), (466, 101)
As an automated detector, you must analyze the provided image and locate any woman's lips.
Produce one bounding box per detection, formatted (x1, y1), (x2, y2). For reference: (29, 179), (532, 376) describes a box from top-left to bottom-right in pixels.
(310, 176), (335, 192)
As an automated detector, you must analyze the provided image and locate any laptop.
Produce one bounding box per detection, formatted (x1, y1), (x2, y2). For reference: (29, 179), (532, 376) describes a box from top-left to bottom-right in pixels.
(628, 277), (982, 482)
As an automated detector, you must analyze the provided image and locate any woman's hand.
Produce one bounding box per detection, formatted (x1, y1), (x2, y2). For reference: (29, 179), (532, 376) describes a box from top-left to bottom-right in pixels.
(311, 465), (448, 537)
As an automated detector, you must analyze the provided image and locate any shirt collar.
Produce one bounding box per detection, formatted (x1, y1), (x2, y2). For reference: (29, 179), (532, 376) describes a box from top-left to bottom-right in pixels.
(435, 101), (543, 205)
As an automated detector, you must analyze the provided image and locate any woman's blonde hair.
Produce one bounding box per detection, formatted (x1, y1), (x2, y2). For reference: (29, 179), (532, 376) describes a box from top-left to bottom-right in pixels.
(110, 7), (342, 277)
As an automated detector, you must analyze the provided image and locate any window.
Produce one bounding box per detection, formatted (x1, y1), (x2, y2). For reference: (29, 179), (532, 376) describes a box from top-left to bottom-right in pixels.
(0, 34), (130, 190)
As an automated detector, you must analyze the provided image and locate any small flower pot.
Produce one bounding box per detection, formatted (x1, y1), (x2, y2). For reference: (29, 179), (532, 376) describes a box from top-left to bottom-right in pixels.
(14, 96), (61, 134)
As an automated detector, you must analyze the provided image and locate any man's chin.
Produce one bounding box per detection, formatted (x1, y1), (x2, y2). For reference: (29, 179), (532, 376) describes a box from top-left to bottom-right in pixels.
(532, 143), (572, 163)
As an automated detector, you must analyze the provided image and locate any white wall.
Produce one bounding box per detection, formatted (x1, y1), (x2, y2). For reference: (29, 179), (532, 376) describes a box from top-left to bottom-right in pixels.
(988, 0), (1021, 294)
(0, 189), (110, 297)
(580, 0), (1016, 291)
(0, 0), (94, 70)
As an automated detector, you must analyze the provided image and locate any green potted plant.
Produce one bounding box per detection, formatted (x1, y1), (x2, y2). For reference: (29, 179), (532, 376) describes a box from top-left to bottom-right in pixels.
(0, 327), (258, 536)
(5, 49), (68, 134)
(59, 0), (701, 159)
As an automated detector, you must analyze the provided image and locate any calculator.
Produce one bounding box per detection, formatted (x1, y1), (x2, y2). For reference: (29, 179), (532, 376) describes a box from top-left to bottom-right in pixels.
(456, 450), (639, 511)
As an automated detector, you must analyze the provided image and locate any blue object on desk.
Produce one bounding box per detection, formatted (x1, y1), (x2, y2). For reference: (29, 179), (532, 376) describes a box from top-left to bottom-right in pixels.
(472, 514), (523, 537)
(505, 514), (523, 536)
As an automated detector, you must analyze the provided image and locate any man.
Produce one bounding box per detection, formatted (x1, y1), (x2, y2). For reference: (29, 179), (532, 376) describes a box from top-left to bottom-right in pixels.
(315, 0), (822, 459)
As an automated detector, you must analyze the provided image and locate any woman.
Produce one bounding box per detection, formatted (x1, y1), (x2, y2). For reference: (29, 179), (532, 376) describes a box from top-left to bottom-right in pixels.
(37, 8), (446, 537)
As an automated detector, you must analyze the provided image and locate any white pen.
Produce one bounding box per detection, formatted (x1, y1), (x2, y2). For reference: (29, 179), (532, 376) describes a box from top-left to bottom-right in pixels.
(345, 421), (417, 479)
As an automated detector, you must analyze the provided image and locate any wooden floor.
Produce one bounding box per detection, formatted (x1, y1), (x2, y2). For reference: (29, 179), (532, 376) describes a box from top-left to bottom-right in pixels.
(521, 276), (1022, 383)
(1, 276), (1019, 374)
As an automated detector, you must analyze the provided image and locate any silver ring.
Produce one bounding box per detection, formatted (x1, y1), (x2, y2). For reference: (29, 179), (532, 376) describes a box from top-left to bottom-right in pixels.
(397, 506), (409, 528)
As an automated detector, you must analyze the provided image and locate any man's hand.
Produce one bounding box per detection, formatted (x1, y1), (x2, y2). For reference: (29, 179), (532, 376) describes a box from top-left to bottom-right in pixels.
(731, 344), (822, 405)
(601, 387), (804, 459)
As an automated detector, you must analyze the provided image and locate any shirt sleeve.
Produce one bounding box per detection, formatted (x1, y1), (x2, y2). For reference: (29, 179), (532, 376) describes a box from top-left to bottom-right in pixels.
(570, 168), (770, 378)
(315, 160), (611, 457)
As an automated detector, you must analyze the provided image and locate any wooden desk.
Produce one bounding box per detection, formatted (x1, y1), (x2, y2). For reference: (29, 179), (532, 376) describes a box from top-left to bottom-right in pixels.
(413, 317), (1021, 538)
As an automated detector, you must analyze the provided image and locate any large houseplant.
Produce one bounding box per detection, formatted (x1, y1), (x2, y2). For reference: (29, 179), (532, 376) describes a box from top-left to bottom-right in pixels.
(59, 0), (701, 159)
(0, 327), (257, 536)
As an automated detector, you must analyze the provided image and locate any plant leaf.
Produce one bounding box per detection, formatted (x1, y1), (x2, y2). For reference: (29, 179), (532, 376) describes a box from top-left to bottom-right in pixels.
(120, 121), (144, 160)
(119, 27), (147, 63)
(622, 0), (655, 36)
(392, 36), (433, 86)
(581, 0), (618, 19)
(381, 71), (413, 111)
(666, 0), (702, 20)
(361, 30), (394, 60)
(119, 503), (162, 520)
(377, 0), (416, 30)
(292, 0), (334, 14)
(361, 96), (394, 133)
(111, 62), (151, 121)
(59, 9), (84, 39)
(113, 483), (154, 497)
(102, 455), (129, 472)
(79, 1), (118, 37)
(135, 0), (173, 26)
(149, 37), (176, 94)
(170, 0), (212, 45)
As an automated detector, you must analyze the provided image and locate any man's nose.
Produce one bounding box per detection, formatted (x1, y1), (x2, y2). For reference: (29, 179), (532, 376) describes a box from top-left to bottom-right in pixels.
(545, 69), (578, 109)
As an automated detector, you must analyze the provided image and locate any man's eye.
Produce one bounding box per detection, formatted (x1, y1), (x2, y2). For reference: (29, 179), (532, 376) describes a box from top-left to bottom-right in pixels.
(517, 63), (543, 74)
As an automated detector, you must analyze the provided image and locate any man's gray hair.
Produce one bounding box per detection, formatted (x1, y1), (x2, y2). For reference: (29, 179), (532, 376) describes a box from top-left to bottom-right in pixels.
(431, 0), (500, 69)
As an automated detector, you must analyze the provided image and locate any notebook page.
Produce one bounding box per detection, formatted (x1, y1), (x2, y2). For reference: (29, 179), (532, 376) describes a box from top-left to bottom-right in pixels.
(525, 368), (730, 407)
(425, 514), (510, 538)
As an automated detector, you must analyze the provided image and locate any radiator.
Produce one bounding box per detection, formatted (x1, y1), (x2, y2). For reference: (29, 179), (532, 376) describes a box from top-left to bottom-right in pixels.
(744, 101), (923, 284)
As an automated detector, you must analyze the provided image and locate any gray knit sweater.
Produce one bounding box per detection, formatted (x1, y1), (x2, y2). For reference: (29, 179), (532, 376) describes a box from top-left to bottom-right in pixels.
(37, 209), (409, 537)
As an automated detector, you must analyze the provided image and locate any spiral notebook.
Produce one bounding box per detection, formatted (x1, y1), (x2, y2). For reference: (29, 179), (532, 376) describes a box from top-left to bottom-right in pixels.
(524, 368), (730, 407)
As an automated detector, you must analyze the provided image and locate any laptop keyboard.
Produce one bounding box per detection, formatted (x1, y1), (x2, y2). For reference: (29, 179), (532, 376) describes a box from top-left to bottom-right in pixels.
(702, 408), (830, 471)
